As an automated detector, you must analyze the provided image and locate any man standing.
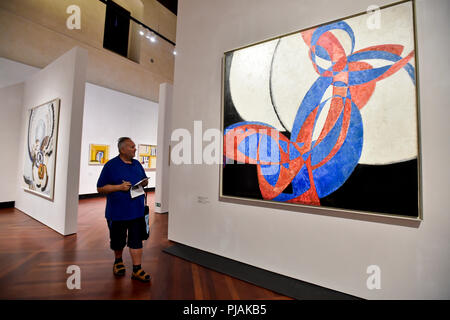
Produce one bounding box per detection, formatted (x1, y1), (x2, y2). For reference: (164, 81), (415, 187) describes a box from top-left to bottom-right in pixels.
(97, 137), (151, 282)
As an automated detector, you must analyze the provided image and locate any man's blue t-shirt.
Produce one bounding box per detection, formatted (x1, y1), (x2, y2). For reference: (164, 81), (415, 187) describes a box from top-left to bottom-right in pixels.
(97, 156), (147, 221)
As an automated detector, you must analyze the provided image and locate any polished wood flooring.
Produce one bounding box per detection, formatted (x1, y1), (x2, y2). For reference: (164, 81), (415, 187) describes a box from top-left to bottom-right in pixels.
(0, 193), (292, 300)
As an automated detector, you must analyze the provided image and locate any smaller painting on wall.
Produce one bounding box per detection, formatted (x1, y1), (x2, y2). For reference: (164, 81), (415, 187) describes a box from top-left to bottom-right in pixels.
(23, 98), (60, 201)
(138, 144), (157, 170)
(89, 144), (109, 165)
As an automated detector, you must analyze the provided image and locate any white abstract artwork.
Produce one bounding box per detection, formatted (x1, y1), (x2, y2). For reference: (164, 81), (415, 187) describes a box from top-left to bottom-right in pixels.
(23, 99), (60, 201)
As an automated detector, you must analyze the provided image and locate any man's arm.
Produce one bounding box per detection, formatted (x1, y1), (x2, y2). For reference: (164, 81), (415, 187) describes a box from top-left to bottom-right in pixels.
(140, 179), (149, 187)
(97, 180), (131, 195)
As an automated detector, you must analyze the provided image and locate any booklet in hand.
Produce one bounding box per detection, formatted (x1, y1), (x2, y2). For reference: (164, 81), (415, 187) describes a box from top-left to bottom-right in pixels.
(130, 177), (149, 198)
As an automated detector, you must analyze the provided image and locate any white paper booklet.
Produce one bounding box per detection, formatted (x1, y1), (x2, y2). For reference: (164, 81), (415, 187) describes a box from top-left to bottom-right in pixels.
(130, 177), (149, 198)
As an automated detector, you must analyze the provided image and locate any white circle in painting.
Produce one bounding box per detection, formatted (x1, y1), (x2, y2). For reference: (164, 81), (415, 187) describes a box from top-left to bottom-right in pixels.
(271, 34), (318, 132)
(229, 39), (284, 131)
(358, 67), (418, 165)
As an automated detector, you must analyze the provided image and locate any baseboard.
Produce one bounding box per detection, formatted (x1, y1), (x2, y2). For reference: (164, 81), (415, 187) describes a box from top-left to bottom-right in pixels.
(79, 193), (104, 200)
(0, 201), (15, 209)
(163, 242), (361, 300)
(79, 187), (155, 200)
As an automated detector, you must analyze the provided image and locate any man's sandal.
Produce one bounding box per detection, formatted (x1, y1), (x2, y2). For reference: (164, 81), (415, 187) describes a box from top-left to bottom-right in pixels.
(131, 269), (151, 282)
(113, 262), (126, 276)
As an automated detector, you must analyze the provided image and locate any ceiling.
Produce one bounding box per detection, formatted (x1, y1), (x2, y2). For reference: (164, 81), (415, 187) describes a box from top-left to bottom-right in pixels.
(157, 0), (177, 15)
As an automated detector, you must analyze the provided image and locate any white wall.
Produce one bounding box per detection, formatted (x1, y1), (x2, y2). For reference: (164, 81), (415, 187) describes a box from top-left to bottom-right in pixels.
(155, 83), (172, 213)
(0, 83), (24, 202)
(79, 83), (158, 195)
(0, 60), (37, 202)
(0, 57), (38, 88)
(15, 47), (88, 235)
(0, 58), (37, 203)
(168, 0), (450, 299)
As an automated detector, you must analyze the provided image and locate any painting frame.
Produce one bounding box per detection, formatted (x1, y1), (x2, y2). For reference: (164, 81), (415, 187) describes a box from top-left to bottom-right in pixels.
(23, 98), (61, 202)
(138, 144), (157, 171)
(88, 144), (110, 165)
(219, 0), (422, 221)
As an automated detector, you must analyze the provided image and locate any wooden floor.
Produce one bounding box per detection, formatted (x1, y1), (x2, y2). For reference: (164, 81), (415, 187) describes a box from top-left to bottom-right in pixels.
(0, 193), (292, 300)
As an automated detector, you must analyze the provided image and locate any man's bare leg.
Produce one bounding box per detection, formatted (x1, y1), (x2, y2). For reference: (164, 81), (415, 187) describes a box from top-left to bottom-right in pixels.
(113, 249), (125, 276)
(114, 250), (123, 259)
(129, 248), (142, 266)
(130, 248), (150, 281)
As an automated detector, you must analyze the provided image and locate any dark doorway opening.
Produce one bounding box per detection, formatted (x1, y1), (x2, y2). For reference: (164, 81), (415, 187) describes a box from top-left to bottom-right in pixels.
(103, 1), (130, 58)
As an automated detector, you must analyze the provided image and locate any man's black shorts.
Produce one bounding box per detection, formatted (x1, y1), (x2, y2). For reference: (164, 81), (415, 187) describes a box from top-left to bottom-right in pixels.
(107, 216), (145, 250)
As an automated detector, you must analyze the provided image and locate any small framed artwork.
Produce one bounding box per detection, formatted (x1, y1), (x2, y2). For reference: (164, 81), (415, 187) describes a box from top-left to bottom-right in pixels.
(89, 144), (109, 165)
(138, 144), (157, 170)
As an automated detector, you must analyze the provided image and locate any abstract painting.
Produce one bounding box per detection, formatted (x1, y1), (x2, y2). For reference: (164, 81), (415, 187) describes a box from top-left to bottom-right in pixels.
(138, 144), (157, 170)
(221, 1), (421, 219)
(89, 144), (109, 165)
(23, 99), (60, 201)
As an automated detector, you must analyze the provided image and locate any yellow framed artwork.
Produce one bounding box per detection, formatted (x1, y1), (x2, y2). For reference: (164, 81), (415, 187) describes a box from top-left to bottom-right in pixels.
(89, 144), (109, 165)
(138, 144), (157, 170)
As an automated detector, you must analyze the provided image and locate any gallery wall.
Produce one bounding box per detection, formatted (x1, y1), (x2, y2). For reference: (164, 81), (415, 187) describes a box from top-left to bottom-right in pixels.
(15, 47), (88, 235)
(79, 83), (158, 195)
(0, 59), (39, 202)
(0, 57), (39, 88)
(0, 57), (159, 200)
(169, 0), (450, 299)
(0, 82), (24, 203)
(155, 83), (173, 213)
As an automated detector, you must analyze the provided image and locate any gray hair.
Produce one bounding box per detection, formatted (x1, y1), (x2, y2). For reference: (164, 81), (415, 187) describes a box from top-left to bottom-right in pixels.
(117, 137), (131, 152)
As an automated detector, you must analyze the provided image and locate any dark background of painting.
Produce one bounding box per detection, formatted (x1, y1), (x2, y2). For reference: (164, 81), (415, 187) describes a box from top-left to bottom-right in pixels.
(222, 161), (419, 217)
(222, 52), (420, 218)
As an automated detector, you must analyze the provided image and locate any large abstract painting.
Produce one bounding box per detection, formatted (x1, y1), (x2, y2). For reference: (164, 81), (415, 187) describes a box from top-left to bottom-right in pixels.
(221, 1), (421, 219)
(23, 99), (60, 201)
